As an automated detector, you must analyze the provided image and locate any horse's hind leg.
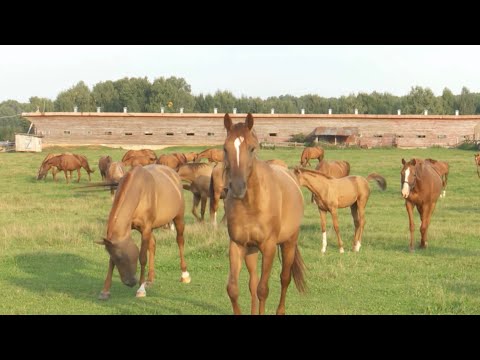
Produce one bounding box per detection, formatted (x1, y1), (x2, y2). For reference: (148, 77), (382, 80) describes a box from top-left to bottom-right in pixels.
(277, 236), (297, 315)
(64, 170), (69, 184)
(173, 214), (190, 283)
(319, 209), (328, 253)
(227, 241), (246, 315)
(191, 194), (201, 221)
(350, 203), (361, 251)
(99, 258), (115, 300)
(136, 228), (152, 297)
(352, 200), (367, 252)
(245, 246), (259, 315)
(200, 194), (207, 222)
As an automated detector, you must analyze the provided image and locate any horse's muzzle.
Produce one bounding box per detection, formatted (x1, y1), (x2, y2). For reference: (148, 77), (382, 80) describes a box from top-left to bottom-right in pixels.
(230, 181), (246, 199)
(123, 277), (138, 287)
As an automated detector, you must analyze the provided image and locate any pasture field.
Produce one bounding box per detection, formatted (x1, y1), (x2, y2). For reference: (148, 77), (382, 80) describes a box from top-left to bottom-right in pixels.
(0, 145), (479, 314)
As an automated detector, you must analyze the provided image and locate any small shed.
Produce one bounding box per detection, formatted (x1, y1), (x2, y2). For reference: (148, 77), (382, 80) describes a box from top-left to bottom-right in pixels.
(15, 133), (43, 152)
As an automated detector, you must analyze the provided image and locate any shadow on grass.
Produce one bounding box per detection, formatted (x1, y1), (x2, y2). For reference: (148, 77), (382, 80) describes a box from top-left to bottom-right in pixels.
(9, 251), (226, 314)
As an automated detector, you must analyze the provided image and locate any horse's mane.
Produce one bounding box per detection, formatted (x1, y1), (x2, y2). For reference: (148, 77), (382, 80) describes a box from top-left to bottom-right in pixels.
(180, 162), (210, 171)
(294, 167), (334, 179)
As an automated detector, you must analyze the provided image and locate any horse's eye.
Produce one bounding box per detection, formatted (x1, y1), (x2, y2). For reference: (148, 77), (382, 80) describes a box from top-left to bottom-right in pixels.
(249, 147), (255, 153)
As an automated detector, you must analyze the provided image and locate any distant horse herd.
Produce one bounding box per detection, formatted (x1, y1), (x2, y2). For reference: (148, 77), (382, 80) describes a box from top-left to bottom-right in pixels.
(36, 113), (476, 314)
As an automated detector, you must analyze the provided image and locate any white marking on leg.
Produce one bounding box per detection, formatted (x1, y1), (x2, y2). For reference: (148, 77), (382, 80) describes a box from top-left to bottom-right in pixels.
(402, 168), (410, 198)
(170, 222), (175, 231)
(213, 211), (217, 224)
(136, 282), (147, 297)
(181, 271), (191, 284)
(442, 190), (446, 198)
(321, 232), (327, 253)
(354, 242), (361, 252)
(234, 136), (244, 167)
(339, 247), (345, 254)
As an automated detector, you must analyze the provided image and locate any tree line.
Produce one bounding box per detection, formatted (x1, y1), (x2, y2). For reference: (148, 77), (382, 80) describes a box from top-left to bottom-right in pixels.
(2, 76), (480, 140)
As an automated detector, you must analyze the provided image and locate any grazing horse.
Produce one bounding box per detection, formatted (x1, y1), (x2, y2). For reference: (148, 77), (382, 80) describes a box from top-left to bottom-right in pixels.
(121, 149), (157, 163)
(401, 158), (442, 251)
(99, 156), (112, 181)
(37, 153), (61, 181)
(37, 154), (84, 183)
(265, 159), (288, 168)
(196, 148), (224, 163)
(97, 164), (190, 299)
(177, 163), (213, 222)
(300, 146), (324, 167)
(475, 154), (480, 178)
(106, 161), (126, 199)
(183, 152), (198, 162)
(73, 154), (95, 181)
(224, 113), (305, 315)
(311, 159), (351, 203)
(293, 167), (386, 254)
(123, 155), (156, 168)
(209, 162), (227, 226)
(156, 153), (188, 171)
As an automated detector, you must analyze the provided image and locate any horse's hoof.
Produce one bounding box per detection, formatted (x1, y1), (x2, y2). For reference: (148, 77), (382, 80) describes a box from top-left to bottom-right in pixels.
(180, 276), (191, 284)
(98, 291), (110, 300)
(339, 248), (345, 254)
(136, 289), (147, 298)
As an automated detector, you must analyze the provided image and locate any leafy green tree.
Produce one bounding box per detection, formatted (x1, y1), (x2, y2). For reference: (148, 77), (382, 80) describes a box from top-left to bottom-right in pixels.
(459, 86), (476, 115)
(403, 86), (441, 114)
(54, 81), (95, 112)
(27, 97), (54, 112)
(146, 76), (195, 113)
(92, 81), (121, 112)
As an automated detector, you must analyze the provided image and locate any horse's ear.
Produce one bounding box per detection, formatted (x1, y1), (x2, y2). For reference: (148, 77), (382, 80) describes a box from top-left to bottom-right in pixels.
(224, 113), (232, 132)
(246, 113), (254, 130)
(401, 158), (406, 165)
(411, 159), (416, 166)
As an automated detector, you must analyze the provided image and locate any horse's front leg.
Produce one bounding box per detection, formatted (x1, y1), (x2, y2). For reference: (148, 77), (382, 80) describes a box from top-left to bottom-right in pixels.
(405, 201), (415, 252)
(99, 258), (115, 300)
(257, 240), (277, 314)
(136, 228), (151, 297)
(245, 246), (259, 315)
(227, 241), (246, 315)
(330, 208), (344, 253)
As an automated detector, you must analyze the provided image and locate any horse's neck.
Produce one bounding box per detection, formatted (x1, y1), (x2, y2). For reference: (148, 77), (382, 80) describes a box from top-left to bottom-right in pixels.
(107, 173), (143, 240)
(304, 173), (329, 196)
(244, 161), (264, 206)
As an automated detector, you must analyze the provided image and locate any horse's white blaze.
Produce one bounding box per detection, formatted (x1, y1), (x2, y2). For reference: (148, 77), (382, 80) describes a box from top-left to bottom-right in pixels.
(321, 232), (327, 253)
(402, 168), (410, 198)
(234, 136), (244, 167)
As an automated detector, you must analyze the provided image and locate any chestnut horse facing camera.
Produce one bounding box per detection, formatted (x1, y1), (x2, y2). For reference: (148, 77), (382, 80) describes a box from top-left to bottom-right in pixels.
(223, 113), (305, 315)
(401, 158), (443, 251)
(97, 164), (190, 300)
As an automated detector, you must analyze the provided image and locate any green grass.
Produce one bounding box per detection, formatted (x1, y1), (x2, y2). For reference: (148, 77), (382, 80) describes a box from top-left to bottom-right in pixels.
(0, 145), (479, 314)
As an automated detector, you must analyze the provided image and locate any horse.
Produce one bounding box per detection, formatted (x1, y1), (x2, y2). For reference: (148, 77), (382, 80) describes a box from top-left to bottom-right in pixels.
(475, 154), (480, 178)
(106, 161), (126, 200)
(223, 113), (305, 315)
(99, 156), (112, 181)
(124, 155), (156, 168)
(421, 158), (449, 198)
(196, 148), (224, 163)
(265, 159), (288, 168)
(183, 152), (198, 162)
(209, 162), (227, 226)
(311, 159), (351, 203)
(97, 164), (190, 300)
(37, 154), (85, 183)
(37, 153), (61, 181)
(401, 158), (443, 251)
(177, 163), (213, 222)
(73, 154), (95, 181)
(300, 146), (324, 167)
(293, 167), (386, 254)
(156, 153), (187, 171)
(121, 149), (157, 163)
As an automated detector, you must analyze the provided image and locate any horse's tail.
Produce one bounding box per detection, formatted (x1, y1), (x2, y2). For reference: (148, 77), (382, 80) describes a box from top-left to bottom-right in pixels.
(85, 160), (95, 174)
(292, 244), (307, 293)
(366, 173), (387, 191)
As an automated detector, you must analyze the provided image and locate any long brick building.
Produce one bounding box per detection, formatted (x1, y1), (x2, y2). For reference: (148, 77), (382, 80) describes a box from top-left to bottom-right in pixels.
(21, 112), (480, 148)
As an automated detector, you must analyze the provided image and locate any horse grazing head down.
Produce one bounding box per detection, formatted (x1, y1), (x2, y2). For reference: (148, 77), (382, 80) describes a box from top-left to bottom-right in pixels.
(100, 237), (139, 287)
(401, 158), (417, 199)
(223, 113), (258, 199)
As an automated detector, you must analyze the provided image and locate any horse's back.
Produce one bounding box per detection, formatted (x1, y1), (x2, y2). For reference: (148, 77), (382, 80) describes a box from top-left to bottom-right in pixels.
(316, 160), (350, 178)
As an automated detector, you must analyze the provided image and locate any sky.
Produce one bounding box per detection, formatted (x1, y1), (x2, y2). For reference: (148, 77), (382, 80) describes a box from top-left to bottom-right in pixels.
(2, 45), (480, 103)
